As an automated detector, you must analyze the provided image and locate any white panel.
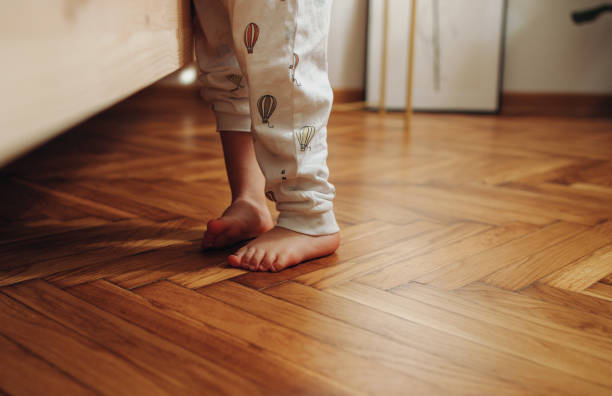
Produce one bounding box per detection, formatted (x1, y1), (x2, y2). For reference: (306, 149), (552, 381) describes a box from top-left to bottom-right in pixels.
(367, 0), (504, 111)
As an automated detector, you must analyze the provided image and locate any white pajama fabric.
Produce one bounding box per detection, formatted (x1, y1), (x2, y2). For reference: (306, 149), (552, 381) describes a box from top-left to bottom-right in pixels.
(193, 0), (339, 236)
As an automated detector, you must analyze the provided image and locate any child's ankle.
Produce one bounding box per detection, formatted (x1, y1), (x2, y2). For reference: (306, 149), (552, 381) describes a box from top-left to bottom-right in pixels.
(231, 193), (266, 207)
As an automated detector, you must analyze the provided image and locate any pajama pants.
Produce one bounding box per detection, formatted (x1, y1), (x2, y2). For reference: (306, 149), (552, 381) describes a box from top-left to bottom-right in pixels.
(193, 0), (339, 236)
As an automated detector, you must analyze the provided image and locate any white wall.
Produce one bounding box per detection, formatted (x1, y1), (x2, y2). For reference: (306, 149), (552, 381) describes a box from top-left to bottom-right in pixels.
(503, 0), (612, 93)
(327, 0), (612, 93)
(328, 0), (367, 89)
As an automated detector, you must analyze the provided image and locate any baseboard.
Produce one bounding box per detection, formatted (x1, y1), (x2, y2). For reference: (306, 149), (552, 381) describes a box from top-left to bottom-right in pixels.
(333, 88), (365, 104)
(500, 92), (612, 117)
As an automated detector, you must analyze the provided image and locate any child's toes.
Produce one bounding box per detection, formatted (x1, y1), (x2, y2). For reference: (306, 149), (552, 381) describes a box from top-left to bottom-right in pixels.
(272, 256), (292, 272)
(228, 246), (247, 267)
(241, 247), (257, 270)
(259, 252), (276, 271)
(228, 254), (241, 267)
(260, 252), (276, 271)
(250, 249), (266, 271)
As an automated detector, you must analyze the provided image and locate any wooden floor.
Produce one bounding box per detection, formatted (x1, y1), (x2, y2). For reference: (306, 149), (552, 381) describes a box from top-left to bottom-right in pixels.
(1, 87), (612, 395)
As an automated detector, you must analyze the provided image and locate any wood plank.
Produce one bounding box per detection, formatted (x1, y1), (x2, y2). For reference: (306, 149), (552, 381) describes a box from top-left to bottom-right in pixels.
(233, 220), (437, 290)
(0, 333), (93, 396)
(68, 280), (350, 395)
(328, 282), (612, 390)
(167, 264), (245, 289)
(75, 179), (229, 221)
(333, 191), (424, 225)
(48, 181), (181, 222)
(296, 221), (486, 290)
(445, 282), (612, 352)
(418, 221), (587, 289)
(359, 184), (555, 226)
(264, 281), (599, 396)
(581, 282), (612, 302)
(200, 281), (512, 395)
(430, 183), (606, 226)
(0, 178), (106, 222)
(521, 283), (612, 320)
(15, 178), (135, 221)
(134, 280), (440, 394)
(46, 244), (202, 289)
(501, 182), (612, 213)
(109, 252), (237, 290)
(0, 291), (166, 395)
(571, 182), (612, 200)
(484, 221), (612, 290)
(0, 217), (107, 246)
(0, 217), (201, 286)
(3, 280), (265, 395)
(46, 241), (239, 291)
(358, 222), (536, 290)
(541, 243), (612, 291)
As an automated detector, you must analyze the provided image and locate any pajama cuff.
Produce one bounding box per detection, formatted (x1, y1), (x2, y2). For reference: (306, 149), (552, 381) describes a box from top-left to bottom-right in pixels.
(277, 210), (340, 236)
(214, 111), (251, 132)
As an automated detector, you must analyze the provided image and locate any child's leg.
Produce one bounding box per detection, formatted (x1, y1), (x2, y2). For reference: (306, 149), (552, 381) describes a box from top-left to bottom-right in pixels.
(229, 0), (340, 271)
(193, 2), (273, 249)
(202, 131), (273, 249)
(195, 0), (340, 271)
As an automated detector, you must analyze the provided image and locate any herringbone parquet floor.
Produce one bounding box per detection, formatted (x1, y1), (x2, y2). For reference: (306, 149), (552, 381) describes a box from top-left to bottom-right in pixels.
(1, 87), (612, 395)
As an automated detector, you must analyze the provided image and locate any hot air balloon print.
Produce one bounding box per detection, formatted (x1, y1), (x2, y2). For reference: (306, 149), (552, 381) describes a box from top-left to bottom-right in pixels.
(226, 74), (244, 92)
(297, 126), (316, 151)
(289, 53), (301, 86)
(289, 53), (299, 74)
(244, 23), (259, 54)
(257, 94), (277, 127)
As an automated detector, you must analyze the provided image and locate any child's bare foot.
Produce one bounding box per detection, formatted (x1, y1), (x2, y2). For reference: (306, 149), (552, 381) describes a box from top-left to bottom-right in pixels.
(202, 197), (274, 250)
(228, 227), (340, 272)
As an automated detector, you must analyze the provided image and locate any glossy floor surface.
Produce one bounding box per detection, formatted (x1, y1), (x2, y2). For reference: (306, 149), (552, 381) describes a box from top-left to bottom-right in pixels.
(1, 88), (612, 395)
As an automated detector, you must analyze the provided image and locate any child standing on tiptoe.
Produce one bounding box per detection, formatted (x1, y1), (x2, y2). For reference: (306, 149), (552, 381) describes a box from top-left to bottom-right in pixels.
(194, 0), (340, 271)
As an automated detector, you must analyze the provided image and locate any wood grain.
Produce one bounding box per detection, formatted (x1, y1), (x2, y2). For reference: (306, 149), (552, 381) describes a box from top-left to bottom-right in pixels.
(0, 333), (92, 396)
(330, 282), (612, 390)
(200, 281), (511, 395)
(68, 280), (348, 395)
(1, 84), (612, 394)
(265, 281), (603, 396)
(417, 221), (588, 289)
(136, 280), (439, 394)
(4, 280), (263, 395)
(0, 291), (165, 395)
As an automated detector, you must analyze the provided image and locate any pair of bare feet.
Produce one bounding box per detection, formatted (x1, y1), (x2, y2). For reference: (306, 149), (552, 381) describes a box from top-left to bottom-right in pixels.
(202, 131), (339, 272)
(202, 197), (340, 272)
